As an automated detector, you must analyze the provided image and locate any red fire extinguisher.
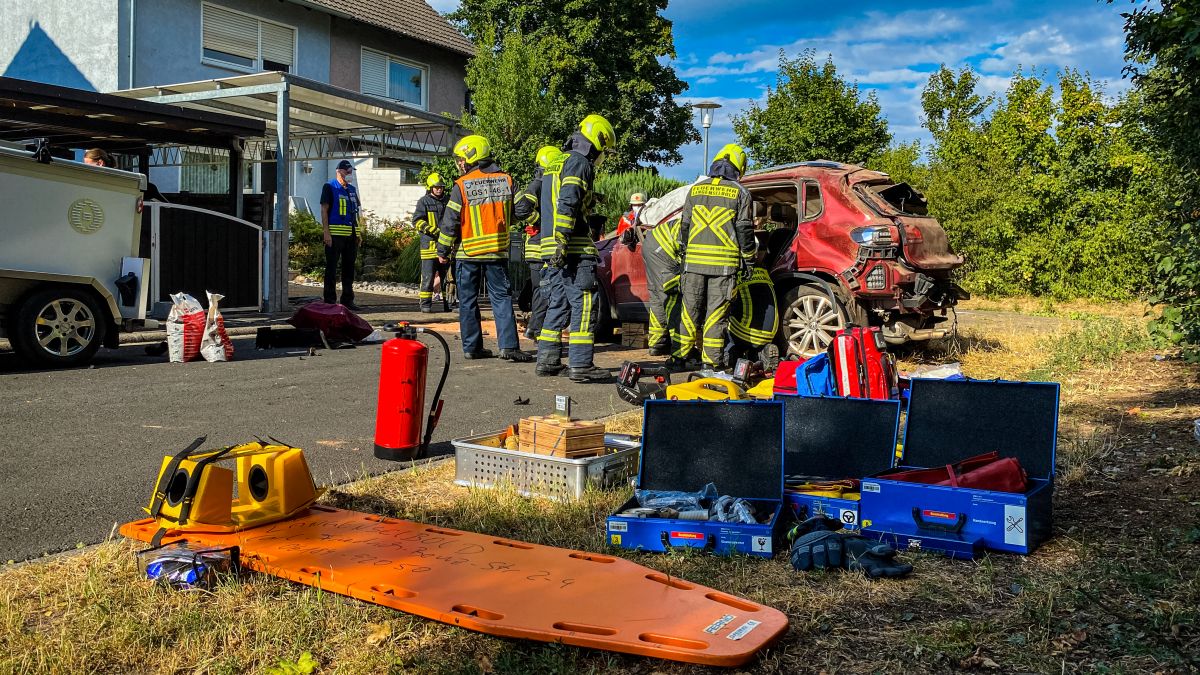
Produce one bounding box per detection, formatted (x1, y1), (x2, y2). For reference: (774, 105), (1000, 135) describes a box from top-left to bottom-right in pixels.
(374, 324), (450, 461)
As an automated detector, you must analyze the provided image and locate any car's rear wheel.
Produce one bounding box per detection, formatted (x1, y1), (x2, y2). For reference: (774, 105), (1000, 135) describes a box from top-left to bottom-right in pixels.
(778, 283), (856, 358)
(12, 286), (107, 367)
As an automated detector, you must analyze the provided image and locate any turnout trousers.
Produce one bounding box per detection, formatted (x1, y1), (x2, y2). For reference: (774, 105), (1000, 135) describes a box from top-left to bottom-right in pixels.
(419, 258), (450, 310)
(455, 260), (520, 355)
(323, 235), (358, 305)
(536, 260), (599, 369)
(647, 273), (681, 352)
(677, 272), (735, 366)
(525, 261), (549, 339)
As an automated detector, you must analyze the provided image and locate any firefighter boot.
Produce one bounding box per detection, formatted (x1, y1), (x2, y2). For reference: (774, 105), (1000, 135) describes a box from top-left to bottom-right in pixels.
(500, 348), (534, 363)
(569, 365), (609, 383)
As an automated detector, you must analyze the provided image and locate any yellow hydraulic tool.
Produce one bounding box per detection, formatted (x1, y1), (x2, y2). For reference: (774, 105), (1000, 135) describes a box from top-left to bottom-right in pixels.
(665, 376), (776, 401)
(145, 438), (320, 544)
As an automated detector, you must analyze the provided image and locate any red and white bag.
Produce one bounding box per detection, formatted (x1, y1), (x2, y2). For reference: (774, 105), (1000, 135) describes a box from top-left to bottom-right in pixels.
(830, 326), (897, 400)
(200, 291), (234, 362)
(167, 292), (205, 363)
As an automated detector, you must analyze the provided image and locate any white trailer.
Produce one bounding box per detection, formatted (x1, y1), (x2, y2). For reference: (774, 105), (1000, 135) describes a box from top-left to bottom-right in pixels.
(0, 145), (151, 366)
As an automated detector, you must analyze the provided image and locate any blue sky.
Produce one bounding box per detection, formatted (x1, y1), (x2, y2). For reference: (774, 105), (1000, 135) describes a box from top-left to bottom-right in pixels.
(429, 0), (1134, 181)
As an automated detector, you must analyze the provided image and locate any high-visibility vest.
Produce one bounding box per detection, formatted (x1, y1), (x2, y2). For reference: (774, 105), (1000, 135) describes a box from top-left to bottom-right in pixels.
(326, 179), (359, 237)
(682, 178), (744, 275)
(452, 168), (513, 259)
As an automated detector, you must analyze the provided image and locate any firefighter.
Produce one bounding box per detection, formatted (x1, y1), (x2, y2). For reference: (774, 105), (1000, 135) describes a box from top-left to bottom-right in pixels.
(615, 192), (646, 236)
(412, 173), (451, 313)
(673, 144), (756, 369)
(641, 215), (682, 356)
(514, 145), (562, 340)
(535, 114), (616, 382)
(437, 135), (533, 362)
(726, 266), (779, 364)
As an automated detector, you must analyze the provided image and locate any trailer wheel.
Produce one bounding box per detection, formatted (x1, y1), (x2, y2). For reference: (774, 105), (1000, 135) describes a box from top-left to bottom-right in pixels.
(12, 287), (107, 367)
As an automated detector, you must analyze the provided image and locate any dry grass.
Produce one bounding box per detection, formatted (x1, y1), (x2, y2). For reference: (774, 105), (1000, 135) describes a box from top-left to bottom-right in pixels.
(3, 311), (1198, 674)
(960, 295), (1152, 321)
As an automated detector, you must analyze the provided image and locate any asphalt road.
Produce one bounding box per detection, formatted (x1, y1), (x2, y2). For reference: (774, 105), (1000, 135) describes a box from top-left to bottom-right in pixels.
(0, 294), (645, 562)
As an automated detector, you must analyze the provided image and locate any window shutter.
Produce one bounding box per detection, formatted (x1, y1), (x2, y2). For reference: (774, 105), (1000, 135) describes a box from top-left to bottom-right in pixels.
(261, 22), (295, 66)
(202, 4), (258, 61)
(361, 49), (388, 97)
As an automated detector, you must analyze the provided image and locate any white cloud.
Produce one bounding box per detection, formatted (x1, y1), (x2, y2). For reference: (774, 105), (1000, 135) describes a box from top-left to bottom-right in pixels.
(695, 76), (718, 84)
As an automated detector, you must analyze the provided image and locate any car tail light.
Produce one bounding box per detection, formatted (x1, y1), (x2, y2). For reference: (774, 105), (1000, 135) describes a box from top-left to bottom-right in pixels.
(850, 226), (894, 246)
(866, 265), (887, 290)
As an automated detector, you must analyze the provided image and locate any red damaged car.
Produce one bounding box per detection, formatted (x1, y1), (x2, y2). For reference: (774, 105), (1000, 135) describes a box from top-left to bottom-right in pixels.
(594, 161), (968, 356)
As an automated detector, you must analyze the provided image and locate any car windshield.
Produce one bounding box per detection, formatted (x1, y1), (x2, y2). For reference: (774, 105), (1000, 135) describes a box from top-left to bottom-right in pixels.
(859, 181), (929, 216)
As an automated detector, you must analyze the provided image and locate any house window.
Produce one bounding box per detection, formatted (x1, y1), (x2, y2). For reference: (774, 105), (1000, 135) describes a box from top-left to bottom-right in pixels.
(201, 3), (296, 73)
(361, 48), (428, 110)
(374, 157), (423, 185)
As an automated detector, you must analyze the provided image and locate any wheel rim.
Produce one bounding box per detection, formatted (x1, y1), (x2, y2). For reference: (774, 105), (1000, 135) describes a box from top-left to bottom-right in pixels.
(32, 298), (96, 358)
(784, 294), (841, 357)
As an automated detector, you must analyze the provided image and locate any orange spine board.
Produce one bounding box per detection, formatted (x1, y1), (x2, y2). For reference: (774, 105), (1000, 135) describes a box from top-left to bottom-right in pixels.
(120, 507), (787, 667)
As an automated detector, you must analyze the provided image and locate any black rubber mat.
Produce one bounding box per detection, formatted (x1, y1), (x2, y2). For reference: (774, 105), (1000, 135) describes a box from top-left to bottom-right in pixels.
(903, 379), (1059, 479)
(640, 400), (784, 499)
(781, 395), (900, 479)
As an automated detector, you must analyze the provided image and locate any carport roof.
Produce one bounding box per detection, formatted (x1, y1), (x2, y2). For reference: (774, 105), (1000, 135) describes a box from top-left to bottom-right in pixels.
(0, 76), (265, 151)
(114, 71), (458, 143)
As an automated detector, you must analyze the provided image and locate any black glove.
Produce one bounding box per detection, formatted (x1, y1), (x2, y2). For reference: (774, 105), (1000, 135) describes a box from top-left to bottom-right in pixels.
(547, 244), (567, 268)
(789, 530), (845, 571)
(842, 536), (913, 578)
(786, 514), (843, 542)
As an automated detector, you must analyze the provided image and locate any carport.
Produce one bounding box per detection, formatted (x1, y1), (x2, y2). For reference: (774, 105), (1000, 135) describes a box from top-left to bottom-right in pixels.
(114, 71), (462, 311)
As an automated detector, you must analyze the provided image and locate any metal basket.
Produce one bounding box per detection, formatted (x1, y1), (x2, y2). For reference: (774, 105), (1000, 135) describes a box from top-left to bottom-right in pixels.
(452, 432), (639, 501)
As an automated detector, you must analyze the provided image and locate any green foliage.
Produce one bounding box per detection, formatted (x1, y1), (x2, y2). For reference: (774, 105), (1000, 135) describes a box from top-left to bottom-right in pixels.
(449, 0), (698, 171)
(287, 210), (422, 283)
(733, 50), (892, 168)
(879, 66), (1168, 301)
(1024, 318), (1153, 381)
(460, 28), (562, 183)
(1119, 0), (1200, 353)
(263, 652), (317, 675)
(593, 169), (685, 231)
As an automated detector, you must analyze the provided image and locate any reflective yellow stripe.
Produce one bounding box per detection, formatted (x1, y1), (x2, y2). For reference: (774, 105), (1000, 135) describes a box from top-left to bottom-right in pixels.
(419, 291), (433, 299)
(569, 333), (594, 344)
(329, 224), (353, 236)
(538, 328), (562, 343)
(437, 232), (457, 247)
(447, 201), (462, 212)
(662, 274), (680, 292)
(561, 176), (584, 187)
(579, 291), (592, 334)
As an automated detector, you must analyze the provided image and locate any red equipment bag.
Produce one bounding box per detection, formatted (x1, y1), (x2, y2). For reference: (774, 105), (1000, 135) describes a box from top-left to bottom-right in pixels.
(830, 326), (897, 399)
(287, 302), (372, 343)
(883, 451), (1029, 493)
(772, 359), (803, 396)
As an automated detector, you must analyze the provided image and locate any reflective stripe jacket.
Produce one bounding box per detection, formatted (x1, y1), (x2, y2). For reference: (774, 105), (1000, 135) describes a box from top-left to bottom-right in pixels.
(641, 217), (681, 292)
(540, 150), (598, 259)
(411, 191), (448, 260)
(438, 162), (514, 260)
(324, 178), (360, 237)
(678, 177), (754, 276)
(728, 267), (779, 347)
(514, 169), (543, 262)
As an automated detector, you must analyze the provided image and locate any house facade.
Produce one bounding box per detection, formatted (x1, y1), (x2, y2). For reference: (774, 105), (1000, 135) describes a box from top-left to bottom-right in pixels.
(0, 0), (472, 223)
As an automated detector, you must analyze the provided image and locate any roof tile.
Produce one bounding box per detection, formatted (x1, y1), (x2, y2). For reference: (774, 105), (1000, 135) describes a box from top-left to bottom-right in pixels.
(299, 0), (474, 56)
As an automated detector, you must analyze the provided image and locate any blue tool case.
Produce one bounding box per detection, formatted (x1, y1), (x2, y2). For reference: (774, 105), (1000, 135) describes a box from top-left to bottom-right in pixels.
(780, 395), (901, 530)
(860, 379), (1060, 556)
(606, 400), (786, 558)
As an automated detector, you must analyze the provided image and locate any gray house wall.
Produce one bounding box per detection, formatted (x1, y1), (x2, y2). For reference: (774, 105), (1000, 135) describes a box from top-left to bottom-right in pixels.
(133, 0), (331, 87)
(328, 16), (468, 118)
(0, 0), (121, 91)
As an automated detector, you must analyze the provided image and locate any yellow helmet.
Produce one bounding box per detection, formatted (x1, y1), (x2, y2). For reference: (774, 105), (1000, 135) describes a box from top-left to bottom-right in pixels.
(453, 135), (491, 164)
(713, 143), (747, 175)
(425, 172), (447, 189)
(579, 114), (616, 152)
(535, 145), (561, 169)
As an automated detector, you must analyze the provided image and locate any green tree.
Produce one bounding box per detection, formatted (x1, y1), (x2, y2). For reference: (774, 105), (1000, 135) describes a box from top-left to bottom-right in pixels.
(1118, 0), (1200, 349)
(460, 28), (562, 183)
(449, 0), (698, 170)
(732, 50), (891, 168)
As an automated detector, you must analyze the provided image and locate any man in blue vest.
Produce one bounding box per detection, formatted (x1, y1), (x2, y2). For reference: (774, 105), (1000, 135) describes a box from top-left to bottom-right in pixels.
(320, 159), (363, 310)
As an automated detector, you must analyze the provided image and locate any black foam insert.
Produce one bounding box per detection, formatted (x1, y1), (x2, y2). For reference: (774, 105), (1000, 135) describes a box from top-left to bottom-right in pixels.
(640, 400), (783, 500)
(782, 395), (900, 478)
(903, 379), (1059, 479)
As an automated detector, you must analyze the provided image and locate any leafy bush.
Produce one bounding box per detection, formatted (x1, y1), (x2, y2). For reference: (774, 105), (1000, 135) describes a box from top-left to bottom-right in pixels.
(594, 170), (685, 231)
(288, 210), (422, 283)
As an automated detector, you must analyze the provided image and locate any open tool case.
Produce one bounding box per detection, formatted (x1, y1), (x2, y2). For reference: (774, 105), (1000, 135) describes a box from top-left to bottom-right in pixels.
(860, 379), (1060, 557)
(780, 395), (901, 529)
(606, 400), (786, 557)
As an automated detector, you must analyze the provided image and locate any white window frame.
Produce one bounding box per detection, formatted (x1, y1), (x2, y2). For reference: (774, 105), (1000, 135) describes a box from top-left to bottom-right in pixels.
(361, 47), (429, 111)
(200, 2), (298, 75)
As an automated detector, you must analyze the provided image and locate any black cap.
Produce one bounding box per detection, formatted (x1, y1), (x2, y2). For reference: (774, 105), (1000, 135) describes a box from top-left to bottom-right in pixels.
(336, 160), (354, 171)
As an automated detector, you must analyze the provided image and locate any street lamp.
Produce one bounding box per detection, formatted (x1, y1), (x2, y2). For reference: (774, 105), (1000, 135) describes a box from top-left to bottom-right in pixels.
(691, 101), (722, 175)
